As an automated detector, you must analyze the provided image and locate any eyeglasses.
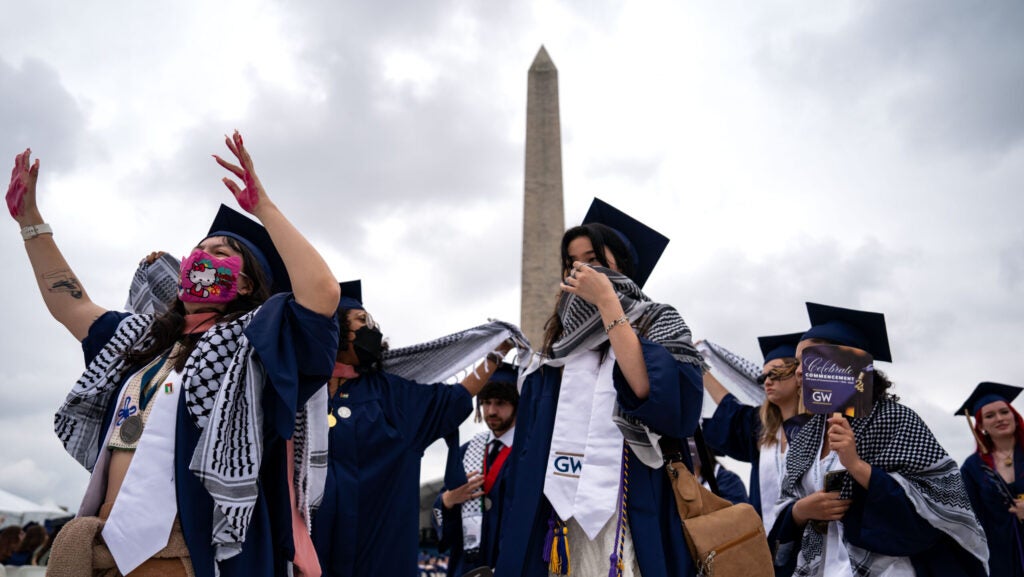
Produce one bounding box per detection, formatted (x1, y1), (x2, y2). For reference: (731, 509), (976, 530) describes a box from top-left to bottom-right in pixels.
(756, 365), (797, 385)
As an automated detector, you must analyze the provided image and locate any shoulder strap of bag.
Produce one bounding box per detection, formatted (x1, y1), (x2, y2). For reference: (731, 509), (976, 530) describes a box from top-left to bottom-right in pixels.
(659, 428), (722, 495)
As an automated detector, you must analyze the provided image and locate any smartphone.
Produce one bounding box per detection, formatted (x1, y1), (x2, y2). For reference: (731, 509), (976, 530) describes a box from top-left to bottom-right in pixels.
(824, 470), (846, 492)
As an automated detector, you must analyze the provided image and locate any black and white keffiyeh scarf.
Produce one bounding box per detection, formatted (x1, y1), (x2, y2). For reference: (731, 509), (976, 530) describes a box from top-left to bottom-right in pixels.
(548, 266), (702, 368)
(382, 319), (528, 383)
(124, 253), (180, 315)
(525, 267), (703, 467)
(696, 339), (766, 415)
(778, 398), (989, 576)
(459, 431), (492, 550)
(54, 309), (327, 563)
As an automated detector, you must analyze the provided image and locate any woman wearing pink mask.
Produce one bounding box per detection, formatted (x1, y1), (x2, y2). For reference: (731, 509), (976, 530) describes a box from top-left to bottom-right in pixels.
(6, 132), (340, 577)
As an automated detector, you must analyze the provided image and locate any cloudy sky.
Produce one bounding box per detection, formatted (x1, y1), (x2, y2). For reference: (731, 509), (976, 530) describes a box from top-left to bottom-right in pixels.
(1, 1), (1022, 511)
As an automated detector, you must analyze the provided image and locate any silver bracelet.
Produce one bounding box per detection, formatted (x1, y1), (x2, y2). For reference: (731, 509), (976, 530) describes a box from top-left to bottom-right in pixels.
(21, 223), (53, 241)
(605, 315), (630, 334)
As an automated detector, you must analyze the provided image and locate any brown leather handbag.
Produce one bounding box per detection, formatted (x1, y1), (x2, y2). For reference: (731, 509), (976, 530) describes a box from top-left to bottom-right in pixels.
(666, 460), (774, 576)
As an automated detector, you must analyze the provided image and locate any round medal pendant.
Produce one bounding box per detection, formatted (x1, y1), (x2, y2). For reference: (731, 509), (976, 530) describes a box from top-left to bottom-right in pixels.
(120, 415), (144, 444)
(338, 406), (352, 419)
(328, 413), (338, 428)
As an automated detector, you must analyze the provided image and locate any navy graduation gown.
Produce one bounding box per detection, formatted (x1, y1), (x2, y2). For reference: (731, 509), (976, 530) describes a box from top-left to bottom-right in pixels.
(702, 394), (763, 513)
(494, 338), (704, 577)
(962, 451), (1024, 577)
(311, 371), (473, 577)
(771, 467), (987, 576)
(709, 466), (749, 505)
(433, 439), (512, 577)
(85, 294), (339, 577)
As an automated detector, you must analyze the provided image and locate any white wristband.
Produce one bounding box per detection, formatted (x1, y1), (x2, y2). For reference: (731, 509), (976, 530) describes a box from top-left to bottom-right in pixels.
(21, 223), (53, 241)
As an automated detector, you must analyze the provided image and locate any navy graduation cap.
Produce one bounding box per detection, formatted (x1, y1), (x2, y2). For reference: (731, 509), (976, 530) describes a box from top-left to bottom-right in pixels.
(338, 279), (364, 310)
(801, 302), (892, 363)
(582, 197), (669, 288)
(478, 362), (520, 403)
(954, 382), (1023, 417)
(207, 204), (291, 294)
(758, 332), (805, 364)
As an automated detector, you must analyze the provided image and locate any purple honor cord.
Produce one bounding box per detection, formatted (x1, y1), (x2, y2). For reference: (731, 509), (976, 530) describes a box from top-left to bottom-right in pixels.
(609, 442), (629, 577)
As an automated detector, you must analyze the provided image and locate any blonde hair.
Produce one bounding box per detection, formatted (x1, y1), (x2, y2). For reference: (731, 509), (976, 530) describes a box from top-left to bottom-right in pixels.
(757, 358), (805, 447)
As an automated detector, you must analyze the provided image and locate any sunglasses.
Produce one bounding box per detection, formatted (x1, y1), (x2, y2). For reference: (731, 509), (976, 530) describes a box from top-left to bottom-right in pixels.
(756, 365), (797, 386)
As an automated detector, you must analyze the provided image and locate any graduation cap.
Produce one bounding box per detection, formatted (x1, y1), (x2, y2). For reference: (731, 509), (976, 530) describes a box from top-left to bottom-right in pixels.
(338, 279), (364, 310)
(800, 302), (892, 363)
(758, 332), (805, 364)
(207, 204), (290, 294)
(954, 382), (1023, 417)
(582, 197), (669, 288)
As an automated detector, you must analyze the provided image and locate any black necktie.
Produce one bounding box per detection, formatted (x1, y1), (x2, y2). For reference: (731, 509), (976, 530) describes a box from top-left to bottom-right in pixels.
(487, 440), (503, 467)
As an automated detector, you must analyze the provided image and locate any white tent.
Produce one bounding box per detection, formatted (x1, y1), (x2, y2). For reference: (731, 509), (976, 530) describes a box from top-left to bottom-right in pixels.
(0, 488), (70, 528)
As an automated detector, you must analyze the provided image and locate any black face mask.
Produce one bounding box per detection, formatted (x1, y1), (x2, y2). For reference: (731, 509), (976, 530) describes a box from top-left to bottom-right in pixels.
(352, 326), (384, 372)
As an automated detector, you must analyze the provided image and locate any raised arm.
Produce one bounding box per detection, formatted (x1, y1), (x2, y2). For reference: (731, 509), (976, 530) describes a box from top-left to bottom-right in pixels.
(7, 149), (107, 341)
(460, 340), (515, 396)
(702, 371), (730, 404)
(213, 132), (339, 316)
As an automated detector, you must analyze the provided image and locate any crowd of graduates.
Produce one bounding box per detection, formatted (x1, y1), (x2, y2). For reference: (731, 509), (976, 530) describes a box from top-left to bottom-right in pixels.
(5, 134), (1020, 577)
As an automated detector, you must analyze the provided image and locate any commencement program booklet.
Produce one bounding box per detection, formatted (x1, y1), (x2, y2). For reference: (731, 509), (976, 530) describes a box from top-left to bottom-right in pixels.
(801, 344), (874, 417)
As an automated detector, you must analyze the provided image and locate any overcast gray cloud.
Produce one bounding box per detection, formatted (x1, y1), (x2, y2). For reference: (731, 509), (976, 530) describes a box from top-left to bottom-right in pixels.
(755, 0), (1024, 156)
(0, 1), (1021, 513)
(0, 57), (88, 173)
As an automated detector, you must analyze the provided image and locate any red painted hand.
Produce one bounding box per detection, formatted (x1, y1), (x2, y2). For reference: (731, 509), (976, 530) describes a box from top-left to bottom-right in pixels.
(213, 130), (264, 214)
(6, 148), (40, 220)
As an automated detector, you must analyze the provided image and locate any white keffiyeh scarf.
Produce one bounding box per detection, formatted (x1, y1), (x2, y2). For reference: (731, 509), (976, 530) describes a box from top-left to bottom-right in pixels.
(460, 431), (491, 551)
(382, 319), (528, 382)
(54, 309), (327, 563)
(778, 398), (989, 576)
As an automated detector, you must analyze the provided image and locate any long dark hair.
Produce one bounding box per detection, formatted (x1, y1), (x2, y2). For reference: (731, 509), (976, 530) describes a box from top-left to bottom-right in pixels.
(125, 236), (271, 372)
(540, 223), (637, 356)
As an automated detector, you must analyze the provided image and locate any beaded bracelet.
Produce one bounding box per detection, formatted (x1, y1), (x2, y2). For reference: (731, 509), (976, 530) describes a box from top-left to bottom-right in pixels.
(605, 315), (630, 334)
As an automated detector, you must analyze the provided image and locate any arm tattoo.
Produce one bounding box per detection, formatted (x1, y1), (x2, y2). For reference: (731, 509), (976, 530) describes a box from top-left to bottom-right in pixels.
(43, 269), (84, 299)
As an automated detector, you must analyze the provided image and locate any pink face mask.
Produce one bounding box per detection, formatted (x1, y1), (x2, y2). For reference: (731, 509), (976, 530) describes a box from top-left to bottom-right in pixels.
(178, 249), (243, 304)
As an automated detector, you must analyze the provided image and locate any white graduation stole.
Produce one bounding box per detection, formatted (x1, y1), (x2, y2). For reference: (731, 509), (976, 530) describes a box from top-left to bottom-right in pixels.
(758, 429), (786, 535)
(543, 348), (624, 540)
(102, 369), (183, 575)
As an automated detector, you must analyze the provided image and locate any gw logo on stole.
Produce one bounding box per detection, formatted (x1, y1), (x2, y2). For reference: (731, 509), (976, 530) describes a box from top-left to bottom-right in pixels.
(552, 452), (583, 478)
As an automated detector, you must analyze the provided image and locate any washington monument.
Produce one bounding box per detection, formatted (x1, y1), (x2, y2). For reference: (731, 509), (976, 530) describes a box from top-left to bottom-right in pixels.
(520, 46), (565, 347)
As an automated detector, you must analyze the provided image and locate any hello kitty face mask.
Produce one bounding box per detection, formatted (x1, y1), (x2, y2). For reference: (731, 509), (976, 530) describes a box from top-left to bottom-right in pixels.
(178, 248), (243, 304)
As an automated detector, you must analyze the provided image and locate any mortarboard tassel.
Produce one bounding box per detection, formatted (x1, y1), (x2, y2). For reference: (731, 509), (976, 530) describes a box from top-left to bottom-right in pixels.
(546, 519), (571, 575)
(964, 409), (989, 454)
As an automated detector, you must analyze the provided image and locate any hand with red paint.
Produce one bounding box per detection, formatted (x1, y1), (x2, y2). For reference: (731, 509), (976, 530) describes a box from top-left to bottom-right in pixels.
(213, 130), (272, 216)
(6, 148), (42, 225)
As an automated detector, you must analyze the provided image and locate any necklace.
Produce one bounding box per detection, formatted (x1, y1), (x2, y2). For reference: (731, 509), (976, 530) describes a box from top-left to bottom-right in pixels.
(995, 450), (1014, 467)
